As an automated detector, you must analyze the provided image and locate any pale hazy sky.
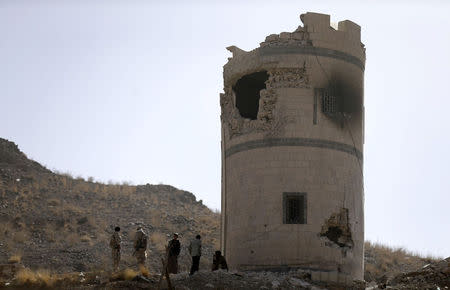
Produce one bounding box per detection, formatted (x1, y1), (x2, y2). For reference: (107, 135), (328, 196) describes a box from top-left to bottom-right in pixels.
(1, 1), (449, 258)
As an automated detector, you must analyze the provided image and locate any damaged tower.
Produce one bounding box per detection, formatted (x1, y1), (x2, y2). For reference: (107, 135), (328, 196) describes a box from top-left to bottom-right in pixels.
(220, 12), (365, 281)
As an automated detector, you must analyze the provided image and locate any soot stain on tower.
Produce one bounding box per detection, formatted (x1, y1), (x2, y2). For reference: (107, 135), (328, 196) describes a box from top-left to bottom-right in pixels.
(220, 12), (366, 282)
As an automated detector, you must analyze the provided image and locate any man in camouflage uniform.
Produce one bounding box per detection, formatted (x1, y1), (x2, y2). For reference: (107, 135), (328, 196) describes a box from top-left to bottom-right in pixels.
(109, 226), (121, 272)
(133, 226), (148, 271)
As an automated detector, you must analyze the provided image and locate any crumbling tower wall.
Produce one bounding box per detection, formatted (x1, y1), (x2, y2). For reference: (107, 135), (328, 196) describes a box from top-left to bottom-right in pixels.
(220, 12), (366, 281)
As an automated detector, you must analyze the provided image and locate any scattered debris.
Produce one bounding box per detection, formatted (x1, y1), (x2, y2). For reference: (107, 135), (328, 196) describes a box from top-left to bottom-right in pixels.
(386, 257), (450, 289)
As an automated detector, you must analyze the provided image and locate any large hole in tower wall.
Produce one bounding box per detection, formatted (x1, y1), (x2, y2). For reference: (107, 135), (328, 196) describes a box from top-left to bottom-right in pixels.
(320, 208), (353, 249)
(233, 71), (269, 120)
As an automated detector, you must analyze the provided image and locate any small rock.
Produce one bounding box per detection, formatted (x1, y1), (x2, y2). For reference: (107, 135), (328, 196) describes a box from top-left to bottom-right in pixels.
(289, 277), (309, 287)
(271, 280), (281, 289)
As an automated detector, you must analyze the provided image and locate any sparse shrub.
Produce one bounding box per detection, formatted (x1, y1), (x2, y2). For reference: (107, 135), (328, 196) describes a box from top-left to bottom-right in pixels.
(47, 199), (60, 206)
(80, 235), (91, 243)
(364, 241), (440, 282)
(60, 171), (73, 179)
(8, 254), (21, 263)
(139, 264), (149, 277)
(111, 268), (139, 281)
(77, 216), (89, 225)
(64, 204), (83, 215)
(15, 268), (55, 286)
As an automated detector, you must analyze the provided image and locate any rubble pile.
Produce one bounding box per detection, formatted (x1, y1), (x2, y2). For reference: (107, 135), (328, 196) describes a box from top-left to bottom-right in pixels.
(169, 270), (321, 290)
(385, 257), (450, 289)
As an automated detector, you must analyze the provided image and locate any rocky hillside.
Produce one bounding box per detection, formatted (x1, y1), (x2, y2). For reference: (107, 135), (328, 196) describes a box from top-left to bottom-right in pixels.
(0, 138), (219, 274)
(0, 137), (446, 288)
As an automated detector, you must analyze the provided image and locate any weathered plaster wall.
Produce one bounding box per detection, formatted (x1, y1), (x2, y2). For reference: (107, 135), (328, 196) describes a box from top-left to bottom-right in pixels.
(220, 12), (365, 282)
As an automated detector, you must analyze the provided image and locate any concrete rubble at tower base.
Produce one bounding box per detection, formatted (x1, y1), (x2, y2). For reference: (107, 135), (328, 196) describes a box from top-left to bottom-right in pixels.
(155, 269), (367, 290)
(2, 257), (449, 289)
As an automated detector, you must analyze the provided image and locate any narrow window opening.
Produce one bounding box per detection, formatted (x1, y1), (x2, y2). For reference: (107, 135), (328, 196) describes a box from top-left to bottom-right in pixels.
(283, 192), (307, 224)
(233, 71), (269, 120)
(320, 77), (363, 117)
(321, 87), (337, 117)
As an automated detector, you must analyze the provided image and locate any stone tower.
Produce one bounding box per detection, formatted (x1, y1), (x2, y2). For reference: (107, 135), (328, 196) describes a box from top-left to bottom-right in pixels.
(220, 12), (365, 281)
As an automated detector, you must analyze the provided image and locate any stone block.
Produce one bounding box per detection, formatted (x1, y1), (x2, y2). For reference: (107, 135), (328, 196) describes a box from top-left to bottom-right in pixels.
(291, 32), (306, 40)
(311, 271), (321, 281)
(337, 273), (351, 284)
(300, 12), (331, 32)
(265, 34), (279, 42)
(328, 271), (338, 282)
(279, 32), (291, 39)
(338, 20), (361, 41)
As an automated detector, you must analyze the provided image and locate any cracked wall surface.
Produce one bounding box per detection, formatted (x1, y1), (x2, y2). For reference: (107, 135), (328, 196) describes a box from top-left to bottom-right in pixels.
(320, 208), (354, 249)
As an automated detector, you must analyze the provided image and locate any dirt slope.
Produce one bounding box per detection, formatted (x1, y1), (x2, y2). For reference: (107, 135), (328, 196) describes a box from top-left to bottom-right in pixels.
(0, 138), (219, 274)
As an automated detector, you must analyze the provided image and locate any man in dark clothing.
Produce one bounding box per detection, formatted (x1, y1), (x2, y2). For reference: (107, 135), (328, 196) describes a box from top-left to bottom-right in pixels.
(212, 250), (228, 271)
(188, 234), (202, 275)
(167, 233), (181, 274)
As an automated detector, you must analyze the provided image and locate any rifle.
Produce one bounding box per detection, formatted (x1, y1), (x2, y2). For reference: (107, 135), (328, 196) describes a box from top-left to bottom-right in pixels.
(157, 245), (173, 290)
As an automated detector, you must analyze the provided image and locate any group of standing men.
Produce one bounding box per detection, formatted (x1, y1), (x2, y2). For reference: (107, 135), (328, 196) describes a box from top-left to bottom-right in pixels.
(109, 226), (228, 275)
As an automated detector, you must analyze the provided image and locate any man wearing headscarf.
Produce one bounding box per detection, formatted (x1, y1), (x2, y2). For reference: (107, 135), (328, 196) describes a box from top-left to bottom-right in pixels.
(167, 233), (181, 274)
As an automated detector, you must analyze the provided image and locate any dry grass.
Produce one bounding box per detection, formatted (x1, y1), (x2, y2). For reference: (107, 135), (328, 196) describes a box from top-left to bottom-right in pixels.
(111, 268), (139, 281)
(63, 204), (83, 215)
(364, 241), (439, 282)
(47, 198), (60, 206)
(0, 149), (228, 277)
(15, 268), (55, 286)
(80, 235), (91, 243)
(138, 264), (149, 277)
(8, 254), (21, 263)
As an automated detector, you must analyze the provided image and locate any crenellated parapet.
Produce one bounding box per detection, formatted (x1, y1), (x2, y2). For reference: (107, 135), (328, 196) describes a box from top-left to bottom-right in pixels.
(223, 12), (365, 89)
(260, 12), (364, 59)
